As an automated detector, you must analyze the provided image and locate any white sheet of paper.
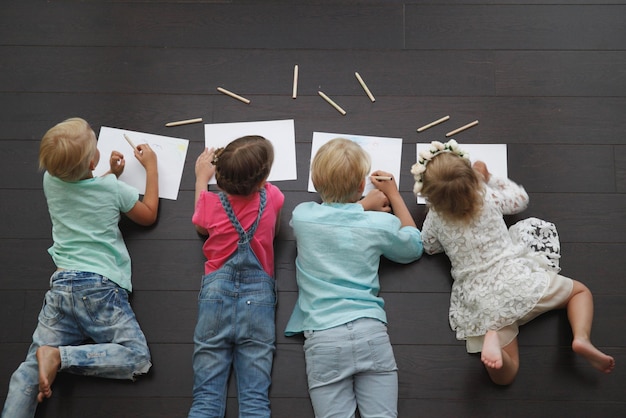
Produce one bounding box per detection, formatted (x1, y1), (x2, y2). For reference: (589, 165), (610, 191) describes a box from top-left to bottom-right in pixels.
(415, 143), (507, 204)
(203, 119), (297, 183)
(308, 132), (403, 195)
(94, 127), (189, 200)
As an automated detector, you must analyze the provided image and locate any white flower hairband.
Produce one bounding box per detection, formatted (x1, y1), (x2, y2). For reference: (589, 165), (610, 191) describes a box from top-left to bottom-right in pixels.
(411, 139), (470, 195)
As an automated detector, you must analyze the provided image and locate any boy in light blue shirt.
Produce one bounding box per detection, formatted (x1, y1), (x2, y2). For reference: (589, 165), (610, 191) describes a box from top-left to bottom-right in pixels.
(285, 137), (423, 418)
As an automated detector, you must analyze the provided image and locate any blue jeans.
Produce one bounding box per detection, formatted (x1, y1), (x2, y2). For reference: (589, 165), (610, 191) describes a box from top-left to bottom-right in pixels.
(188, 254), (277, 418)
(1, 271), (151, 418)
(303, 318), (398, 418)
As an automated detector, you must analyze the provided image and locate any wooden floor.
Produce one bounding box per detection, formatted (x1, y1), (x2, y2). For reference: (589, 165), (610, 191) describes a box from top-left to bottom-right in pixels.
(1, 1), (625, 417)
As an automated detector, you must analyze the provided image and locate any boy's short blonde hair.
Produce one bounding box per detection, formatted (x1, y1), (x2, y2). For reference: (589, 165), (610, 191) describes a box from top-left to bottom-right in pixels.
(39, 117), (97, 182)
(311, 138), (370, 203)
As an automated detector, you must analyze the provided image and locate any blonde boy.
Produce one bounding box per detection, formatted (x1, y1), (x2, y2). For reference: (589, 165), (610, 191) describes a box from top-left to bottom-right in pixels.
(285, 138), (423, 418)
(2, 118), (159, 418)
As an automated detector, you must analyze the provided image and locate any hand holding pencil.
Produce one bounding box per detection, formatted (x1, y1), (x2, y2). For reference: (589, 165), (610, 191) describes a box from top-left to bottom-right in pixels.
(108, 150), (126, 178)
(370, 170), (416, 228)
(133, 143), (157, 172)
(370, 170), (400, 199)
(123, 133), (157, 170)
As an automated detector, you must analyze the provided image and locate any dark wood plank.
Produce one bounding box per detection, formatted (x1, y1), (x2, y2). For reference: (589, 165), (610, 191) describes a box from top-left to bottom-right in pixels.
(394, 345), (625, 400)
(560, 243), (626, 295)
(527, 193), (626, 243)
(616, 145), (626, 193)
(0, 47), (495, 96)
(1, 3), (404, 49)
(507, 144), (616, 193)
(406, 5), (626, 50)
(496, 51), (626, 96)
(2, 94), (625, 148)
(2, 0), (626, 417)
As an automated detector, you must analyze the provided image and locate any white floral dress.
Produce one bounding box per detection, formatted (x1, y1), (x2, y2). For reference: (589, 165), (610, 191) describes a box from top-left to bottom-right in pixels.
(421, 176), (560, 345)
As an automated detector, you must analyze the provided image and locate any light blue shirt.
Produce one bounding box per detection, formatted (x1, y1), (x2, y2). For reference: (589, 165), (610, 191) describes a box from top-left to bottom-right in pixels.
(285, 201), (423, 336)
(44, 172), (139, 291)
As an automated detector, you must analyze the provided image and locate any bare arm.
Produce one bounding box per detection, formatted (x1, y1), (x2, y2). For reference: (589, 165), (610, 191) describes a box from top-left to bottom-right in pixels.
(474, 161), (528, 214)
(370, 170), (417, 228)
(101, 150), (126, 178)
(473, 160), (490, 183)
(125, 144), (159, 226)
(194, 147), (216, 235)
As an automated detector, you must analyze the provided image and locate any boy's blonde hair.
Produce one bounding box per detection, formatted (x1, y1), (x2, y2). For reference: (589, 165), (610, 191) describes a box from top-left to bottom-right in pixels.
(311, 138), (370, 203)
(39, 117), (97, 182)
(214, 135), (274, 196)
(421, 152), (483, 223)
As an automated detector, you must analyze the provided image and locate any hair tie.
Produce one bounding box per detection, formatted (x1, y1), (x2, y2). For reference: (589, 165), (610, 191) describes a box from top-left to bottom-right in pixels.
(212, 147), (225, 166)
(411, 139), (470, 195)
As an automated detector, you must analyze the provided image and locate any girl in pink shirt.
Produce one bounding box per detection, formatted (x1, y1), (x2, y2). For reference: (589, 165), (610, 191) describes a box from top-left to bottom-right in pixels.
(189, 136), (284, 417)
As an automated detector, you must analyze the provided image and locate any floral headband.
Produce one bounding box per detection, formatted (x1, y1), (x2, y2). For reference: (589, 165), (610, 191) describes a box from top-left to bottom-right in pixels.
(411, 139), (470, 195)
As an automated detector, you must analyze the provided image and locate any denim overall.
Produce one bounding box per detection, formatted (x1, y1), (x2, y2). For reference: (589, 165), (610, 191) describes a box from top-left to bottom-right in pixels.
(189, 188), (276, 418)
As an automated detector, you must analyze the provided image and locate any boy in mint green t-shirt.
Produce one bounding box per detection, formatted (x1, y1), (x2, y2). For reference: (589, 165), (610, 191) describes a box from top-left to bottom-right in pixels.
(2, 118), (159, 418)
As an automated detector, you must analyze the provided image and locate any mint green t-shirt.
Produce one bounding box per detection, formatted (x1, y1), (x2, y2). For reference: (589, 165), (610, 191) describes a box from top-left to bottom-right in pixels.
(43, 172), (139, 291)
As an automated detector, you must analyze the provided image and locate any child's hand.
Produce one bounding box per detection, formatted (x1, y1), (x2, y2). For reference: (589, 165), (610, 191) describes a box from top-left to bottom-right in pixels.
(473, 161), (490, 182)
(195, 147), (216, 183)
(109, 150), (125, 177)
(370, 170), (399, 198)
(135, 144), (157, 171)
(359, 189), (391, 212)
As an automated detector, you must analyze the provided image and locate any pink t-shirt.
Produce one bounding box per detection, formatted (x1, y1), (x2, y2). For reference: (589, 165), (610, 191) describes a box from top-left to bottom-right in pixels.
(192, 183), (284, 276)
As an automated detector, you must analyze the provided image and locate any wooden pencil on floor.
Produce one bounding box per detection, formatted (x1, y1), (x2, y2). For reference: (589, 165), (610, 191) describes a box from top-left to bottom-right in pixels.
(165, 118), (203, 127)
(217, 87), (251, 104)
(446, 120), (479, 137)
(417, 115), (450, 132)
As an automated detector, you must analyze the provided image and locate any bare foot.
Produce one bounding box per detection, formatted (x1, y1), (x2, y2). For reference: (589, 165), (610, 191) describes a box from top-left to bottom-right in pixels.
(36, 346), (61, 403)
(481, 330), (503, 370)
(572, 338), (615, 374)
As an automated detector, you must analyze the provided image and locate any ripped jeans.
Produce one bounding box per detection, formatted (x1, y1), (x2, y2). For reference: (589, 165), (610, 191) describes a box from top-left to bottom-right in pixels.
(1, 270), (151, 418)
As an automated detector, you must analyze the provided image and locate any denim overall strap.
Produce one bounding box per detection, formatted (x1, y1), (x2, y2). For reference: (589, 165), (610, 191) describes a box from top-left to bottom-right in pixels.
(190, 186), (275, 418)
(218, 187), (267, 243)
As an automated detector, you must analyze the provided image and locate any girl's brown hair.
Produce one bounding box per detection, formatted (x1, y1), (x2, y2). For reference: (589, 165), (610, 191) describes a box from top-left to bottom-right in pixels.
(421, 152), (483, 223)
(213, 135), (274, 196)
(38, 117), (97, 182)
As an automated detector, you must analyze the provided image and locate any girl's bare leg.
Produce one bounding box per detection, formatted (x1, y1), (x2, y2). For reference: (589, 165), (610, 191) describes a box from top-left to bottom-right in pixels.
(482, 333), (519, 385)
(565, 280), (615, 373)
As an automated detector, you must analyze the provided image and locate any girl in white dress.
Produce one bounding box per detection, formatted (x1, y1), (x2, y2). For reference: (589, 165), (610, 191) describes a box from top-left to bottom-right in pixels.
(412, 140), (614, 385)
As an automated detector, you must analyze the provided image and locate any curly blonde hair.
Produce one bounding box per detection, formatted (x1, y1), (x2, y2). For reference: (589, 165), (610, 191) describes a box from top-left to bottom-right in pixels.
(421, 152), (484, 223)
(213, 135), (274, 196)
(38, 117), (97, 182)
(311, 138), (370, 203)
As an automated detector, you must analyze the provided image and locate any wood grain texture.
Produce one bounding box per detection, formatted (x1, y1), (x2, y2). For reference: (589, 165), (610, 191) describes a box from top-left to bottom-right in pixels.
(1, 1), (625, 417)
